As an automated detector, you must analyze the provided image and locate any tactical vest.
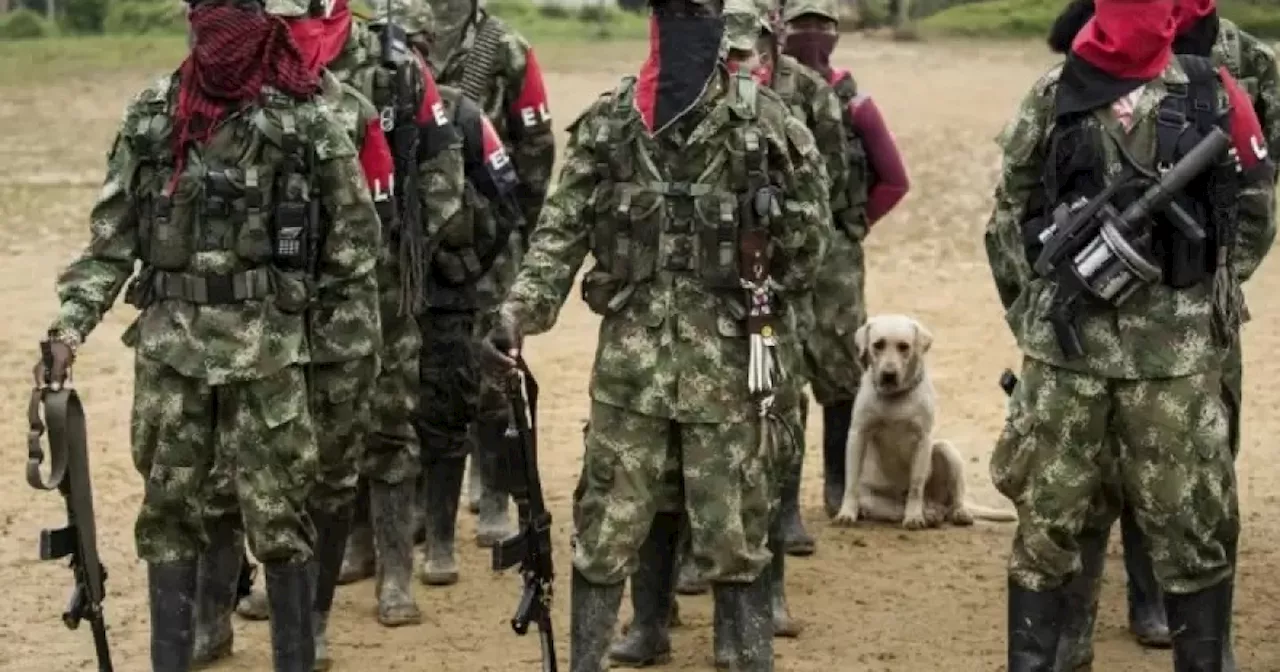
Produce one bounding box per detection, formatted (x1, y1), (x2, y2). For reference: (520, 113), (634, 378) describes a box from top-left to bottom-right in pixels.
(830, 72), (871, 238)
(1033, 55), (1239, 290)
(582, 72), (774, 315)
(124, 80), (319, 312)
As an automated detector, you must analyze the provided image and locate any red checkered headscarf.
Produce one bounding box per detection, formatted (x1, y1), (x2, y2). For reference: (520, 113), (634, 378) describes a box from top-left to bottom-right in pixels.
(173, 2), (320, 168)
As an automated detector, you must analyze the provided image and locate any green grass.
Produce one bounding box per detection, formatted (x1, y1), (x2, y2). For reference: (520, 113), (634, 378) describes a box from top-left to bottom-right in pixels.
(921, 0), (1280, 39)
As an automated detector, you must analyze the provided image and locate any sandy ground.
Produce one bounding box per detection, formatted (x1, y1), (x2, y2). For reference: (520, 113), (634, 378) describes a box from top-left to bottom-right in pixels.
(2, 37), (1280, 672)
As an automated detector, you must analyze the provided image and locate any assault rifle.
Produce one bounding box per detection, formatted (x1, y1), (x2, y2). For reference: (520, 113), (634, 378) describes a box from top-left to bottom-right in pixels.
(27, 342), (113, 671)
(1032, 127), (1230, 360)
(492, 360), (557, 672)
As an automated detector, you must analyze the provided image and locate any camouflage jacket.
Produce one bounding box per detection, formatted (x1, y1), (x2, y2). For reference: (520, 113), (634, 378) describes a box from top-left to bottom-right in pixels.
(505, 70), (831, 423)
(984, 59), (1275, 379)
(1213, 17), (1280, 156)
(435, 12), (555, 231)
(50, 76), (381, 385)
(331, 19), (469, 316)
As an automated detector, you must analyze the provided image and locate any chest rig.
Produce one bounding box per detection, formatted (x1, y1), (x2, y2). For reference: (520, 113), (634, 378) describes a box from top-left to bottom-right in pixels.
(830, 72), (871, 238)
(1037, 55), (1238, 291)
(581, 72), (777, 315)
(124, 82), (318, 310)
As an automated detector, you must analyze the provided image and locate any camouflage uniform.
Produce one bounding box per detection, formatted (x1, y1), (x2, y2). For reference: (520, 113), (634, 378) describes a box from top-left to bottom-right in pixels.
(985, 53), (1274, 666)
(429, 0), (556, 539)
(496, 17), (830, 659)
(48, 47), (381, 669)
(327, 11), (469, 627)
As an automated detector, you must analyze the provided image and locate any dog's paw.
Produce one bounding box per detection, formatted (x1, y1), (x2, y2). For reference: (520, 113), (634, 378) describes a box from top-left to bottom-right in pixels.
(902, 513), (928, 530)
(832, 506), (861, 526)
(950, 507), (975, 527)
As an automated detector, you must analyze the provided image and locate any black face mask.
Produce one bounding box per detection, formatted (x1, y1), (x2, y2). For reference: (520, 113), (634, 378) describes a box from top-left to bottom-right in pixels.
(1173, 11), (1220, 57)
(638, 11), (724, 133)
(782, 31), (837, 77)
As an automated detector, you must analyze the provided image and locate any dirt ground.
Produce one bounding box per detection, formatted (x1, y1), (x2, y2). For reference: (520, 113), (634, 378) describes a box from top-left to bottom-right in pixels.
(3, 36), (1280, 672)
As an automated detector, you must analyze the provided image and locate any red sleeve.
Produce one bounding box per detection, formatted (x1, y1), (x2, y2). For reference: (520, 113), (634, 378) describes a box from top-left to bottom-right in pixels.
(851, 94), (909, 226)
(360, 118), (395, 201)
(510, 48), (551, 130)
(1220, 67), (1271, 173)
(413, 55), (449, 127)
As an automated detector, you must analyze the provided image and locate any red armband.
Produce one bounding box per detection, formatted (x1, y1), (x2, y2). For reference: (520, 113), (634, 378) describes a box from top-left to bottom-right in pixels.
(850, 94), (909, 226)
(413, 56), (449, 127)
(1220, 67), (1270, 172)
(510, 49), (551, 129)
(360, 119), (395, 201)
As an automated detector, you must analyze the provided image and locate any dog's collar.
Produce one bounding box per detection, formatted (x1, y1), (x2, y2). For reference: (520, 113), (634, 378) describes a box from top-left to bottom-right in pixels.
(876, 368), (926, 400)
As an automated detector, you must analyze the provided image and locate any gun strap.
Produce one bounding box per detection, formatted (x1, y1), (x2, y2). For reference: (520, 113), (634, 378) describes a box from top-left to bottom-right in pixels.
(515, 357), (539, 445)
(27, 388), (85, 492)
(460, 18), (504, 108)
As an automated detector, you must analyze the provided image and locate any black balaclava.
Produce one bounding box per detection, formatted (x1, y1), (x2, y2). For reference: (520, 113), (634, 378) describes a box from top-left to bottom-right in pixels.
(1048, 0), (1095, 54)
(634, 0), (725, 134)
(1173, 10), (1219, 56)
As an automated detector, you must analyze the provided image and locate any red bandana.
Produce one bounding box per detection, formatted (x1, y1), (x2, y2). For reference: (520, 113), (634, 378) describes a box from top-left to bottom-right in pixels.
(1071, 0), (1175, 80)
(286, 0), (352, 77)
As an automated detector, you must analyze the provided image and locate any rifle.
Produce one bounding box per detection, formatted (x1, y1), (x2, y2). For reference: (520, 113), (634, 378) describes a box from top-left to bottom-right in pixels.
(492, 359), (557, 672)
(1031, 126), (1230, 360)
(27, 342), (113, 671)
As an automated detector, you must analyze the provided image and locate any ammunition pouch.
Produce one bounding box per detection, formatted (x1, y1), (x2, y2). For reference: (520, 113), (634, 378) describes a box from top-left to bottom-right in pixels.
(126, 267), (276, 306)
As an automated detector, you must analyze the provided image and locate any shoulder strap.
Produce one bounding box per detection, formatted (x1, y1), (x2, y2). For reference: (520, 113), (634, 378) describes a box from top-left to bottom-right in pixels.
(593, 77), (637, 182)
(1157, 55), (1222, 169)
(460, 17), (506, 105)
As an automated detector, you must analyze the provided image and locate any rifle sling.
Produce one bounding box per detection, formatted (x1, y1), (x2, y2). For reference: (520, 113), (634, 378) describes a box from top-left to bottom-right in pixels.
(27, 388), (84, 492)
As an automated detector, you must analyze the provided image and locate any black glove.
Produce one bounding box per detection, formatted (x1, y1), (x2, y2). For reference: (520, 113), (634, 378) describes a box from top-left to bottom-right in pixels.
(480, 307), (523, 372)
(32, 337), (74, 390)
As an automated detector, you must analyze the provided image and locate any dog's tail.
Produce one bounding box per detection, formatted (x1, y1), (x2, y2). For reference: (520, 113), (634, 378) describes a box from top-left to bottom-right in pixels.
(965, 502), (1018, 522)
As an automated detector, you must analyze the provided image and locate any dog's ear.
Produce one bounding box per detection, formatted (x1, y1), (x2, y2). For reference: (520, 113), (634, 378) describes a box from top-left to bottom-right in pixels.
(855, 322), (872, 370)
(913, 321), (934, 355)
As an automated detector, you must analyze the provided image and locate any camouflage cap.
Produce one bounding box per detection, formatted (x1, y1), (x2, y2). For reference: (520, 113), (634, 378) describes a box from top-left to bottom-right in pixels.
(722, 0), (766, 50)
(373, 0), (436, 35)
(264, 0), (311, 18)
(781, 0), (838, 24)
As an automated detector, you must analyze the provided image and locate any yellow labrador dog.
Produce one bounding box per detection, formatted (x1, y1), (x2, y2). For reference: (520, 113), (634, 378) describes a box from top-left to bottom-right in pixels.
(832, 314), (1016, 529)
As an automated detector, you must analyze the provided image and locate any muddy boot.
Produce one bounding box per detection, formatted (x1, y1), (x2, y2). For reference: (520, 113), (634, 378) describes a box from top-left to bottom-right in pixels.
(338, 479), (374, 585)
(193, 517), (243, 668)
(674, 527), (708, 596)
(475, 420), (514, 548)
(413, 470), (428, 546)
(370, 479), (422, 626)
(1121, 507), (1171, 648)
(780, 455), (815, 557)
(821, 400), (854, 519)
(610, 512), (680, 667)
(1054, 529), (1107, 671)
(570, 569), (625, 672)
(466, 454), (483, 515)
(1166, 580), (1230, 672)
(712, 573), (775, 671)
(769, 518), (802, 638)
(263, 561), (315, 672)
(149, 560), (198, 671)
(1222, 534), (1238, 672)
(311, 507), (353, 670)
(1008, 580), (1064, 672)
(417, 457), (465, 586)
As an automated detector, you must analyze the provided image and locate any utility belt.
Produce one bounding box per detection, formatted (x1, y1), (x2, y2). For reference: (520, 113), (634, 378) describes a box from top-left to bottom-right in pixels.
(125, 267), (278, 308)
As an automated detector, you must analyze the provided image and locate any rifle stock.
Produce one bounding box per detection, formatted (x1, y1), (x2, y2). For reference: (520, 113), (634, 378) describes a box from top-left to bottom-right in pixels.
(491, 360), (558, 671)
(27, 351), (113, 671)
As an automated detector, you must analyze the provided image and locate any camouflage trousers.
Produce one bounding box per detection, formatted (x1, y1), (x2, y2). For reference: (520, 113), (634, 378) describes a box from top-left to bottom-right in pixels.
(1223, 340), (1243, 458)
(804, 232), (867, 407)
(360, 310), (422, 485)
(473, 303), (515, 423)
(133, 356), (317, 565)
(572, 401), (772, 585)
(417, 309), (479, 464)
(991, 357), (1237, 595)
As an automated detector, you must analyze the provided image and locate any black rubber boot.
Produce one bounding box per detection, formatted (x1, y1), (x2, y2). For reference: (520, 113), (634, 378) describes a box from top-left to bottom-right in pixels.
(1222, 534), (1238, 672)
(780, 454), (815, 557)
(338, 478), (374, 585)
(1121, 506), (1171, 648)
(149, 560), (198, 671)
(264, 561), (315, 672)
(1054, 529), (1107, 671)
(417, 457), (465, 586)
(466, 454), (483, 514)
(674, 523), (708, 596)
(768, 517), (802, 638)
(310, 506), (353, 670)
(192, 517), (243, 668)
(821, 400), (854, 519)
(609, 512), (680, 667)
(1008, 580), (1063, 672)
(475, 419), (514, 548)
(370, 479), (422, 626)
(569, 569), (625, 672)
(712, 574), (775, 671)
(1166, 581), (1231, 672)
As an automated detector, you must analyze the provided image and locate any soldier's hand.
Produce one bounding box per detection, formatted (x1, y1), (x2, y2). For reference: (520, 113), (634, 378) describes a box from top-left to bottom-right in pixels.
(481, 307), (523, 371)
(32, 339), (74, 391)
